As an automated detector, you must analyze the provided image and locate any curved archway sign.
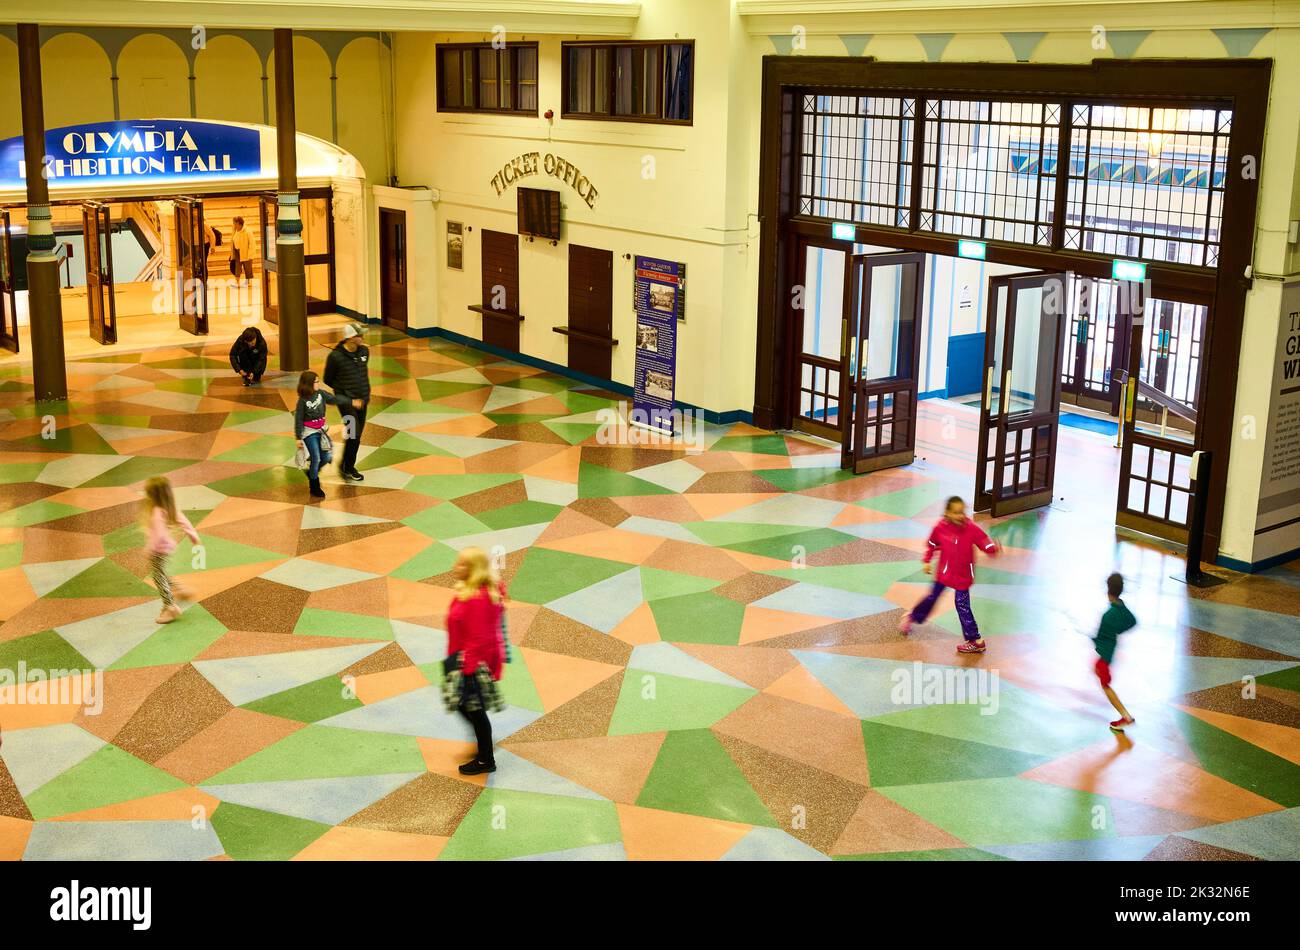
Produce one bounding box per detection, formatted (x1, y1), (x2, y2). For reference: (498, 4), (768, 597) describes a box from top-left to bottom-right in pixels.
(0, 119), (262, 188)
(489, 152), (598, 209)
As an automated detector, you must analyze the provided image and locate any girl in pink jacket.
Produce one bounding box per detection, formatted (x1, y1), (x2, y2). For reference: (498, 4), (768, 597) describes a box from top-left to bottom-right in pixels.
(143, 476), (200, 624)
(899, 495), (999, 653)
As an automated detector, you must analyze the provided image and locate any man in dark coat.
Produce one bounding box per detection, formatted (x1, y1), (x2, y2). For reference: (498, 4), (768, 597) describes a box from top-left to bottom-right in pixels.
(229, 326), (268, 386)
(323, 324), (371, 481)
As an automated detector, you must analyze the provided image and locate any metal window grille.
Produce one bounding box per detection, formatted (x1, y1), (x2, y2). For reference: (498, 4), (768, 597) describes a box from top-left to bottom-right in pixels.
(1063, 105), (1230, 266)
(798, 95), (914, 227)
(920, 99), (1061, 246)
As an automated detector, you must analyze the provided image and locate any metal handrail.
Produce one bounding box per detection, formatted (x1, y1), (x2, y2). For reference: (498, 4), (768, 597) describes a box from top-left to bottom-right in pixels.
(1112, 369), (1197, 426)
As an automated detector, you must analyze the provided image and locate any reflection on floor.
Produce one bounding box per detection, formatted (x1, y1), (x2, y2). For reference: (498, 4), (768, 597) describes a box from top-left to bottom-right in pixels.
(0, 326), (1297, 861)
(2, 310), (356, 363)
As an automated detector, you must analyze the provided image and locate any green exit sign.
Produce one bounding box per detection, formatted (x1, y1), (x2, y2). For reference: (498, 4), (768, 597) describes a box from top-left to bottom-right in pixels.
(832, 222), (855, 241)
(1112, 259), (1146, 281)
(957, 239), (986, 260)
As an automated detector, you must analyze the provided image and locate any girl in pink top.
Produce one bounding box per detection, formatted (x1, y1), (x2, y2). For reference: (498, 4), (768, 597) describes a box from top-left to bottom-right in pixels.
(443, 546), (507, 775)
(899, 495), (999, 654)
(143, 476), (200, 624)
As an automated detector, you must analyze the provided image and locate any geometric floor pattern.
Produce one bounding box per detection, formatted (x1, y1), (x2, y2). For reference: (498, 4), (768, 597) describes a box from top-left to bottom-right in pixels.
(1, 324), (1298, 861)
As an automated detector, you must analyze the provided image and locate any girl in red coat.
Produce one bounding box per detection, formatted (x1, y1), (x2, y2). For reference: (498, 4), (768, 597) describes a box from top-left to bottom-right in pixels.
(899, 496), (999, 654)
(443, 546), (507, 775)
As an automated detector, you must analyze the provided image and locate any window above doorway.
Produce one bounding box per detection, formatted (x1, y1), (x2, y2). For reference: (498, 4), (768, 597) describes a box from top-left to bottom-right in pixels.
(561, 41), (694, 124)
(437, 43), (539, 115)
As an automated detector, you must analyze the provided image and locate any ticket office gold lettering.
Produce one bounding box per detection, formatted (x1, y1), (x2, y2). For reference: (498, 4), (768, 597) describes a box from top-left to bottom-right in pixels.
(489, 152), (598, 209)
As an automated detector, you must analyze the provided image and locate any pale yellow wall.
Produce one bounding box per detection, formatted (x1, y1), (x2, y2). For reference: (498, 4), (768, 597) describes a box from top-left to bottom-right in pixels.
(392, 0), (747, 414)
(195, 34), (264, 124)
(0, 29), (391, 184)
(39, 33), (115, 131)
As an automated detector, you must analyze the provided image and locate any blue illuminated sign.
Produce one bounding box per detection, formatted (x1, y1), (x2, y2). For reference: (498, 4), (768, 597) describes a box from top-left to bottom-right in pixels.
(0, 119), (262, 188)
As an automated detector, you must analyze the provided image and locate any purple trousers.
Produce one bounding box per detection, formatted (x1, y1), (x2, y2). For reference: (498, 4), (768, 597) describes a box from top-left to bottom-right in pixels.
(910, 581), (981, 641)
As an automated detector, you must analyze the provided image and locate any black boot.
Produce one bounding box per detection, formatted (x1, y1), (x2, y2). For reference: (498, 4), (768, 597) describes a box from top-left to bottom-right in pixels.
(458, 758), (497, 776)
(308, 477), (325, 498)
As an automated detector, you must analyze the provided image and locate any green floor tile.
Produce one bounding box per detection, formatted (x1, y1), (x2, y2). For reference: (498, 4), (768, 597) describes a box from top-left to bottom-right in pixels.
(508, 547), (635, 604)
(836, 848), (1011, 861)
(765, 562), (919, 595)
(210, 802), (332, 861)
(202, 725), (426, 785)
(214, 435), (297, 465)
(753, 466), (854, 492)
(608, 670), (754, 735)
(477, 500), (563, 530)
(242, 675), (365, 722)
(79, 456), (191, 488)
(0, 500), (85, 529)
(1174, 708), (1300, 807)
(109, 606), (230, 670)
(416, 379), (487, 401)
(720, 526), (857, 559)
(543, 422), (602, 445)
(879, 776), (1113, 847)
(639, 566), (720, 601)
(931, 595), (1039, 638)
(46, 557), (156, 598)
(25, 744), (187, 820)
(636, 728), (776, 827)
(861, 720), (1049, 787)
(19, 424), (117, 455)
(0, 629), (94, 676)
(711, 434), (790, 456)
(857, 484), (946, 518)
(294, 608), (394, 640)
(402, 502), (491, 540)
(440, 789), (622, 861)
(578, 462), (673, 499)
(405, 473), (520, 499)
(499, 652), (544, 713)
(649, 592), (744, 645)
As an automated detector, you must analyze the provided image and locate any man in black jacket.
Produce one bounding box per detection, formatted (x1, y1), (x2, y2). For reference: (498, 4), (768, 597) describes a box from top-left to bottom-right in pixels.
(323, 324), (371, 481)
(229, 326), (268, 386)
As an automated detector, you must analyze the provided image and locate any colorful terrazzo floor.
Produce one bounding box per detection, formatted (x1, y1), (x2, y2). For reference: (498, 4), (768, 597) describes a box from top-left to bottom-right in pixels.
(0, 324), (1297, 861)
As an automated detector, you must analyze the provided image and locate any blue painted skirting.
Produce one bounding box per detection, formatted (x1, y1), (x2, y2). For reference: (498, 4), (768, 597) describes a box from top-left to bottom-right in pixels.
(405, 325), (753, 426)
(1217, 545), (1300, 574)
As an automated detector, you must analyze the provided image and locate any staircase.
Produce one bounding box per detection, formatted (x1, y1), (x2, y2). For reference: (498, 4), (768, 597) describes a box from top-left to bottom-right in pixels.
(201, 201), (264, 281)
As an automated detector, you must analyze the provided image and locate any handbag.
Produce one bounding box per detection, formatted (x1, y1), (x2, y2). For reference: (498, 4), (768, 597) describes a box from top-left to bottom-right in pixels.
(229, 256), (239, 277)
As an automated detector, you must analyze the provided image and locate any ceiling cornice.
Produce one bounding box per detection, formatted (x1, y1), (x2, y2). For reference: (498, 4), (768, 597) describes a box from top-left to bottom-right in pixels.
(735, 0), (1300, 35)
(2, 0), (642, 35)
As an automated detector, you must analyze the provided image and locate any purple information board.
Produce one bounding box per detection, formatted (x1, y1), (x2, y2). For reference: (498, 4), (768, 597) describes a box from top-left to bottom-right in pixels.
(631, 255), (685, 435)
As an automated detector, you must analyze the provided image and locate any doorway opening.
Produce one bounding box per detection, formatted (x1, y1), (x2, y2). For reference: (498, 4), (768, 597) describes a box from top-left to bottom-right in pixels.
(0, 187), (336, 352)
(789, 237), (1207, 542)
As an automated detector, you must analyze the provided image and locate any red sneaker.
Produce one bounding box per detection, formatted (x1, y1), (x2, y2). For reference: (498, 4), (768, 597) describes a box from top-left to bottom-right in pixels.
(956, 639), (986, 654)
(1109, 717), (1135, 732)
(899, 615), (913, 636)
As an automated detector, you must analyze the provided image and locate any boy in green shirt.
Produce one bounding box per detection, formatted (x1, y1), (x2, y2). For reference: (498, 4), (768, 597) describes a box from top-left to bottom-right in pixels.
(1095, 573), (1138, 732)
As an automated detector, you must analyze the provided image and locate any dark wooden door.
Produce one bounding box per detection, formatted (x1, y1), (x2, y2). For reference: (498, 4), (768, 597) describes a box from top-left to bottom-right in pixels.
(0, 210), (16, 352)
(841, 251), (926, 474)
(565, 244), (614, 379)
(479, 229), (520, 351)
(974, 272), (1067, 517)
(379, 209), (407, 331)
(83, 202), (117, 345)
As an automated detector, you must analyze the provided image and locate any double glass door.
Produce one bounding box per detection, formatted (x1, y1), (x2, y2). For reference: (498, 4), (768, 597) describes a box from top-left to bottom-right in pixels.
(840, 252), (926, 473)
(975, 272), (1067, 517)
(82, 201), (117, 345)
(789, 241), (926, 474)
(174, 196), (208, 335)
(1060, 277), (1132, 414)
(0, 210), (16, 352)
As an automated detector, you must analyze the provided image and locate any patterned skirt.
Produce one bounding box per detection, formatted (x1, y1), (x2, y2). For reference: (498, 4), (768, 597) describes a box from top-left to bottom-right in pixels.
(441, 656), (505, 714)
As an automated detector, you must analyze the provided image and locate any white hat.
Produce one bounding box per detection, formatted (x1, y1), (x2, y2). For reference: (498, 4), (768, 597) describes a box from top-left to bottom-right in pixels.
(342, 324), (362, 339)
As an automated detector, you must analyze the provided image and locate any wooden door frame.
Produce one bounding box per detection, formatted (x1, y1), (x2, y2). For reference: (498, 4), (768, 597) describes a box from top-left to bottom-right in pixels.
(791, 233), (852, 441)
(844, 250), (927, 474)
(756, 57), (1271, 558)
(0, 209), (17, 352)
(378, 207), (408, 331)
